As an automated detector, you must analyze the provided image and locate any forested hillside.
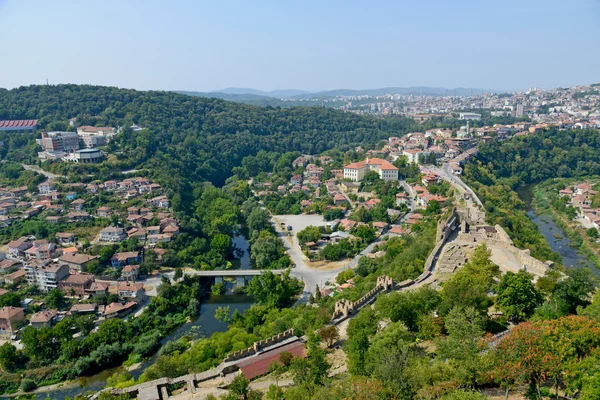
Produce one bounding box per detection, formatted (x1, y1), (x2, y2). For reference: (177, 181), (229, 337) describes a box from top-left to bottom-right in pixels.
(463, 128), (600, 262)
(0, 85), (412, 212)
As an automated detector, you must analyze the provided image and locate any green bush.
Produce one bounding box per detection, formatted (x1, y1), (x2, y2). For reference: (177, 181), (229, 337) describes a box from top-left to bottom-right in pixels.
(20, 378), (37, 392)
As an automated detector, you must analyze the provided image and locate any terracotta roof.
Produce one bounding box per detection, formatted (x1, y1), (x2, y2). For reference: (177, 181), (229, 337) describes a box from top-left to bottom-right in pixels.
(59, 253), (98, 265)
(0, 306), (25, 319)
(30, 309), (57, 323)
(87, 281), (109, 292)
(122, 265), (140, 273)
(70, 303), (97, 313)
(344, 157), (398, 171)
(64, 273), (94, 284)
(112, 251), (139, 261)
(118, 281), (144, 292)
(237, 341), (306, 380)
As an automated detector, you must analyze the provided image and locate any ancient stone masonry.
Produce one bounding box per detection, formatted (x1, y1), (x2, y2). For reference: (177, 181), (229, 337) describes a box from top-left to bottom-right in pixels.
(331, 275), (394, 320)
(223, 329), (295, 362)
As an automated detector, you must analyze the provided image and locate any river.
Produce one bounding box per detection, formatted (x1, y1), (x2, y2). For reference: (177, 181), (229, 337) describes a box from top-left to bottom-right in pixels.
(9, 236), (255, 400)
(516, 184), (595, 270)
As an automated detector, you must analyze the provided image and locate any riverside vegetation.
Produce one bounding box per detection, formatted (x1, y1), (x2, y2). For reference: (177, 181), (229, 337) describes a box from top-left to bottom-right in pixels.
(2, 86), (600, 399)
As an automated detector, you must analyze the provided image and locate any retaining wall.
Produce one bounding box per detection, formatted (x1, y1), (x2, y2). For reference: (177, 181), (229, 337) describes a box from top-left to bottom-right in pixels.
(223, 329), (295, 362)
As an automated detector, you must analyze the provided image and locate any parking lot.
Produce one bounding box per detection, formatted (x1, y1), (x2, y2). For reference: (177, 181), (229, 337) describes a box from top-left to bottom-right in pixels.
(272, 213), (328, 237)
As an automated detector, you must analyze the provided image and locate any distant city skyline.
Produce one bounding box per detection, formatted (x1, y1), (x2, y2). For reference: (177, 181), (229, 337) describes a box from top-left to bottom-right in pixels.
(1, 0), (599, 93)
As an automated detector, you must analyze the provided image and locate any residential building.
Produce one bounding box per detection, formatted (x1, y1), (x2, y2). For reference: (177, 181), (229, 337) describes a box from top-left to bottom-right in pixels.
(8, 237), (32, 258)
(71, 199), (86, 210)
(104, 301), (136, 319)
(0, 307), (25, 337)
(25, 263), (69, 292)
(96, 206), (112, 217)
(147, 234), (171, 246)
(402, 149), (430, 164)
(3, 269), (26, 285)
(59, 273), (94, 296)
(56, 232), (76, 245)
(343, 158), (398, 182)
(38, 180), (56, 194)
(30, 310), (58, 329)
(99, 227), (126, 243)
(121, 265), (140, 281)
(111, 251), (141, 268)
(118, 281), (145, 301)
(58, 253), (98, 272)
(85, 281), (109, 296)
(69, 303), (97, 315)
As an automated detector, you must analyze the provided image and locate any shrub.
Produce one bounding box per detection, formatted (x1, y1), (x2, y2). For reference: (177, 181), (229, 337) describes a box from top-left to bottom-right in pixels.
(20, 378), (37, 392)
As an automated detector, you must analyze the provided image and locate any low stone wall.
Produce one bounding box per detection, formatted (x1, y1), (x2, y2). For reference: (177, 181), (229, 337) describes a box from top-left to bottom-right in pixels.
(331, 276), (394, 320)
(223, 329), (295, 362)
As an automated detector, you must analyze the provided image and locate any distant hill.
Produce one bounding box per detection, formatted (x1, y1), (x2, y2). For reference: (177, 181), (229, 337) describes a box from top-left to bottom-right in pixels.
(199, 86), (493, 100)
(175, 90), (332, 108)
(291, 87), (493, 99)
(213, 88), (312, 98)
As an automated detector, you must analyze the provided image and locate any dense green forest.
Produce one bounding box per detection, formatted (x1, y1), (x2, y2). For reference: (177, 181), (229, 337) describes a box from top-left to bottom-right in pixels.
(0, 84), (415, 214)
(463, 128), (600, 263)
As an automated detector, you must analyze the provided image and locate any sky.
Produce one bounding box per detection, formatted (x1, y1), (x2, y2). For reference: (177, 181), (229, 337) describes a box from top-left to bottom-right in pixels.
(0, 0), (599, 93)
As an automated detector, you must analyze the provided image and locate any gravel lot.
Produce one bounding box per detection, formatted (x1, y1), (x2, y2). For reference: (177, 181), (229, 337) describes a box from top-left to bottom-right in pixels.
(272, 213), (328, 237)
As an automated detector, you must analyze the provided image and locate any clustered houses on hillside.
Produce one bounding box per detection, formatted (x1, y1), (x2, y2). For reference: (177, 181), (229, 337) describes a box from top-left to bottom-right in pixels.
(0, 174), (180, 331)
(558, 183), (600, 230)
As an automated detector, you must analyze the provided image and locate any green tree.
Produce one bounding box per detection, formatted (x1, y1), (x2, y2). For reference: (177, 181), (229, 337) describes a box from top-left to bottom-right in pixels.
(297, 226), (322, 246)
(266, 384), (284, 400)
(228, 375), (250, 399)
(211, 233), (233, 255)
(587, 228), (599, 239)
(554, 267), (598, 313)
(440, 244), (498, 316)
(0, 342), (19, 372)
(436, 307), (489, 388)
(246, 270), (301, 308)
(211, 282), (225, 296)
(353, 225), (376, 242)
(250, 230), (290, 269)
(46, 288), (66, 310)
(247, 208), (272, 235)
(495, 271), (543, 322)
(174, 268), (183, 280)
(215, 306), (232, 323)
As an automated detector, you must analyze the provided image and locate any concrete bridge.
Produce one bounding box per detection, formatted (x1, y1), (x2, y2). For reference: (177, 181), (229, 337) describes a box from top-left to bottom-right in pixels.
(183, 269), (287, 287)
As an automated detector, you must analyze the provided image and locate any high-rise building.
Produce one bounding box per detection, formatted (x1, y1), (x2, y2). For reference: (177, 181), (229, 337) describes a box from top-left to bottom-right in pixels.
(515, 103), (524, 117)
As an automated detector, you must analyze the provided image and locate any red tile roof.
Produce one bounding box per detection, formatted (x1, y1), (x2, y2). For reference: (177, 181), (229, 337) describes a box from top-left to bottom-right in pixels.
(0, 120), (38, 129)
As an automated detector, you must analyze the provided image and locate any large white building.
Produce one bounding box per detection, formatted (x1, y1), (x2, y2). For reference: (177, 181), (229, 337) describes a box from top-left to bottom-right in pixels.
(402, 149), (431, 164)
(343, 158), (398, 182)
(459, 112), (482, 120)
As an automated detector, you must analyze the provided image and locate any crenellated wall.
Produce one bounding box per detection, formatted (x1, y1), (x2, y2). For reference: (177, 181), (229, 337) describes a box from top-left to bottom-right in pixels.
(223, 329), (295, 362)
(331, 275), (394, 321)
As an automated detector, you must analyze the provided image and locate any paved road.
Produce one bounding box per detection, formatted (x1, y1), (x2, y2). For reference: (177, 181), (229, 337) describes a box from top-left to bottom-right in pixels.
(20, 164), (64, 179)
(435, 164), (484, 208)
(271, 218), (345, 300)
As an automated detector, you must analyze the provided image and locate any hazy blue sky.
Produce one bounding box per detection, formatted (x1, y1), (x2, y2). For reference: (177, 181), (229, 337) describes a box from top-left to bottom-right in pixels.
(1, 0), (599, 92)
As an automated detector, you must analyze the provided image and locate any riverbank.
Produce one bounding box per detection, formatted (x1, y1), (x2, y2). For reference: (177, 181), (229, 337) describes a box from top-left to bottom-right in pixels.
(515, 180), (599, 273)
(530, 179), (600, 271)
